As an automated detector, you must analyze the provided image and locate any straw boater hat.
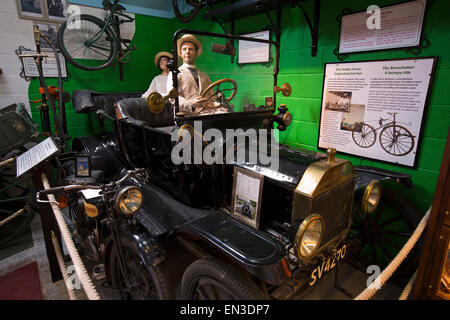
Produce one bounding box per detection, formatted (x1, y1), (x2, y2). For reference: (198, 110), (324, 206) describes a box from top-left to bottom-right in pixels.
(177, 34), (203, 57)
(154, 51), (173, 68)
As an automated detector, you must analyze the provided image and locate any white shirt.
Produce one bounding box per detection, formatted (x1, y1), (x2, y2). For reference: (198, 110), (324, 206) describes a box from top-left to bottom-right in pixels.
(142, 74), (169, 98)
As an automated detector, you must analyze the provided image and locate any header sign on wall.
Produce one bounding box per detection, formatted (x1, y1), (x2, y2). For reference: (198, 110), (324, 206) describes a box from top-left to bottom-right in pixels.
(339, 0), (427, 54)
(318, 57), (436, 167)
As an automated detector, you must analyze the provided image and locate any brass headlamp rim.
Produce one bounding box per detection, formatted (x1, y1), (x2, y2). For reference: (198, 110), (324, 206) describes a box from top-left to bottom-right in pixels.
(114, 185), (143, 216)
(362, 180), (381, 214)
(294, 214), (325, 260)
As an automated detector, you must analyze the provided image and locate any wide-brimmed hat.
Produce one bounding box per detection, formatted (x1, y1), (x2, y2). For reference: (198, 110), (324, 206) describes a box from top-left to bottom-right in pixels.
(177, 34), (203, 57)
(154, 51), (173, 68)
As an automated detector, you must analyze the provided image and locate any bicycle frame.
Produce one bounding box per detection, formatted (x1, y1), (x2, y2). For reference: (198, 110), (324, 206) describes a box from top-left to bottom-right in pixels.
(85, 0), (134, 52)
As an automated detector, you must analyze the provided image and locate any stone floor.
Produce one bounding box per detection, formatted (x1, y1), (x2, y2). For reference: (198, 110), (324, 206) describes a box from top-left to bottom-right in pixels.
(0, 213), (408, 300)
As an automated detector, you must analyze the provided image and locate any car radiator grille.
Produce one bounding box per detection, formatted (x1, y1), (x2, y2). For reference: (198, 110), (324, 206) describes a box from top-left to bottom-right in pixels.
(311, 177), (355, 246)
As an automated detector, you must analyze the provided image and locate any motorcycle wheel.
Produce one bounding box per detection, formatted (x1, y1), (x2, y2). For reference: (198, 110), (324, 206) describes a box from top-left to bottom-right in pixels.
(181, 258), (267, 300)
(109, 237), (173, 299)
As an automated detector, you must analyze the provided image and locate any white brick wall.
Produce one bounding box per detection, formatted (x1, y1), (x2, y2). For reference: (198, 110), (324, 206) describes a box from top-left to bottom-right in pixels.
(0, 0), (135, 115)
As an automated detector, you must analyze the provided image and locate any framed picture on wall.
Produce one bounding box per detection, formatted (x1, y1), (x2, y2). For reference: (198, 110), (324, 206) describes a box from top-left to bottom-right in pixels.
(16, 0), (68, 23)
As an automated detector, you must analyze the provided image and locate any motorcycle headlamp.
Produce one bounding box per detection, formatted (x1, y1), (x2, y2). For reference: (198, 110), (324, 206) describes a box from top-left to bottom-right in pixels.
(114, 186), (143, 216)
(294, 214), (325, 261)
(362, 180), (381, 214)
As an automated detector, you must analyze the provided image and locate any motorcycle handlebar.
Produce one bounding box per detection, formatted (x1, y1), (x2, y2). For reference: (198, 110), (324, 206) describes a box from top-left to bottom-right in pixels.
(37, 168), (147, 199)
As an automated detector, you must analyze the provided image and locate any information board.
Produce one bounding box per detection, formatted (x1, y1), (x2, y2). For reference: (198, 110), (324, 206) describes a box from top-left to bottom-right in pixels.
(339, 0), (427, 54)
(16, 137), (59, 177)
(318, 57), (436, 167)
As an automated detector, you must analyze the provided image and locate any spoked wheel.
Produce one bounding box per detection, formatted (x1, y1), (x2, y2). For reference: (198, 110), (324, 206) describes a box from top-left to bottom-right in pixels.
(58, 14), (118, 71)
(0, 148), (36, 249)
(352, 123), (376, 148)
(347, 188), (423, 280)
(181, 258), (267, 300)
(379, 125), (415, 156)
(172, 0), (202, 23)
(109, 238), (173, 300)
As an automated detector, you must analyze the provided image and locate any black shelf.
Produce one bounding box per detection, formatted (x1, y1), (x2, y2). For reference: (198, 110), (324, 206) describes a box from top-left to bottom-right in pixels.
(203, 0), (294, 21)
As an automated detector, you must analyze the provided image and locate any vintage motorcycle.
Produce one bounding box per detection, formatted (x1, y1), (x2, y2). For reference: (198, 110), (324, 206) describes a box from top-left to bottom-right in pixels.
(37, 158), (173, 299)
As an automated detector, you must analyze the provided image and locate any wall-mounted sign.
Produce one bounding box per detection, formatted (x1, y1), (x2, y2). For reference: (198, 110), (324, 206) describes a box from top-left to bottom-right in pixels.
(238, 30), (270, 64)
(20, 49), (67, 78)
(318, 57), (437, 167)
(339, 0), (427, 54)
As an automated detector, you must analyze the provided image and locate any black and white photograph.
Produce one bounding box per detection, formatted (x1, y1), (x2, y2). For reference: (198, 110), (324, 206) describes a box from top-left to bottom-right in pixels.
(37, 23), (60, 50)
(46, 0), (67, 20)
(16, 0), (43, 18)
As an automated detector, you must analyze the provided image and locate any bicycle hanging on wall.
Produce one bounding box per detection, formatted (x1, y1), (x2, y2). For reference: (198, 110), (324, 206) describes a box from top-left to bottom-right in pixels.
(57, 0), (135, 72)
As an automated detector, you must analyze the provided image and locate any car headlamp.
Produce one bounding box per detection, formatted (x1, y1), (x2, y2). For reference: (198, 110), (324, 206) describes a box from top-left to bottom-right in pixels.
(114, 186), (143, 216)
(362, 180), (381, 214)
(294, 214), (325, 260)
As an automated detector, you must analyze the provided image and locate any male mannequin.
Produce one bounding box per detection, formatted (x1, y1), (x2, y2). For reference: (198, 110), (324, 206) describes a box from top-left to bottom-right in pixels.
(168, 34), (227, 115)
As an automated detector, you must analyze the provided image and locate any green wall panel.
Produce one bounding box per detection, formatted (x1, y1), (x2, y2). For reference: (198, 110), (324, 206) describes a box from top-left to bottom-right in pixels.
(27, 0), (450, 212)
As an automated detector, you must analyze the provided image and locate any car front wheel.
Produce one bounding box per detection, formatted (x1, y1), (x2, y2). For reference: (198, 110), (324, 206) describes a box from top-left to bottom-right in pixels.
(181, 258), (267, 300)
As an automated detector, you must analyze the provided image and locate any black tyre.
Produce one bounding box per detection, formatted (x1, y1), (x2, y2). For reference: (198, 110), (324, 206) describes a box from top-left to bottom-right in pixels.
(58, 14), (118, 71)
(348, 187), (423, 280)
(352, 123), (377, 148)
(109, 237), (173, 299)
(379, 125), (415, 156)
(172, 0), (201, 23)
(181, 258), (267, 300)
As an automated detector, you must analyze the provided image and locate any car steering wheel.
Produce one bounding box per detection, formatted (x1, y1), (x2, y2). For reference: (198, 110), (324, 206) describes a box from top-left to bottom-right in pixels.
(199, 78), (237, 109)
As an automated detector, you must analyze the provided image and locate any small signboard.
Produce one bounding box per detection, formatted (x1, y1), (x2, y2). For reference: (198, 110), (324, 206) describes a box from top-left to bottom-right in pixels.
(16, 137), (59, 177)
(339, 0), (427, 54)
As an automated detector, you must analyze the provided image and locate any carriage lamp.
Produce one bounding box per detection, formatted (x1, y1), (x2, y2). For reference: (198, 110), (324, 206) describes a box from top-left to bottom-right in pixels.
(293, 214), (325, 261)
(361, 180), (382, 214)
(274, 104), (292, 131)
(114, 186), (143, 216)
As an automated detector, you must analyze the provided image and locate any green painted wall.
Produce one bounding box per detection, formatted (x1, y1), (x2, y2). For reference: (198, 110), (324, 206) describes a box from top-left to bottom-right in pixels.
(29, 0), (450, 213)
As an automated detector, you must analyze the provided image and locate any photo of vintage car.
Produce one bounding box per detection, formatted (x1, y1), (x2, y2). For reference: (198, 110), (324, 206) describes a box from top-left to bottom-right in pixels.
(48, 29), (422, 300)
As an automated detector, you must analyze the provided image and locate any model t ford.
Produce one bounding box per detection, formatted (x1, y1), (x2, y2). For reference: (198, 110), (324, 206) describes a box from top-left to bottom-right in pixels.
(43, 29), (421, 299)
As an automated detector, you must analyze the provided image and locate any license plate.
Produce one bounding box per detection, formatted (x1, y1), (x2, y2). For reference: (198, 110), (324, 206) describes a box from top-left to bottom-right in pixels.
(308, 243), (347, 287)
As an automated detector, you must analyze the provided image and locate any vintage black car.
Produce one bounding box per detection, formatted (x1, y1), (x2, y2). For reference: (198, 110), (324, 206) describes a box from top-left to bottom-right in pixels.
(60, 29), (421, 300)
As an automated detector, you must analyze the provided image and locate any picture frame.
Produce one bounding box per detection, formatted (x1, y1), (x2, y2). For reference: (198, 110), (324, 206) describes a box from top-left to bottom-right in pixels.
(338, 0), (427, 55)
(75, 155), (91, 178)
(317, 56), (437, 168)
(230, 167), (264, 229)
(16, 0), (69, 23)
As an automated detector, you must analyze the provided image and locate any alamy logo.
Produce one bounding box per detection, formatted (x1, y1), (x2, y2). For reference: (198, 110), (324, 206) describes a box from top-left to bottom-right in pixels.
(367, 5), (381, 30)
(67, 5), (81, 30)
(171, 121), (280, 170)
(366, 265), (382, 289)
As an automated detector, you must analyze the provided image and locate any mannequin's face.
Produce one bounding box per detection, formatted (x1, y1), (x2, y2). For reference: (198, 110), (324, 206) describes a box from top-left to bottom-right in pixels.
(159, 56), (169, 71)
(180, 42), (197, 65)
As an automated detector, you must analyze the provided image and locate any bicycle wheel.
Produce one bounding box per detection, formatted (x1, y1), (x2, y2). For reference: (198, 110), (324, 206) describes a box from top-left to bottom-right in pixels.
(58, 14), (118, 71)
(352, 123), (376, 148)
(172, 0), (201, 23)
(380, 125), (415, 156)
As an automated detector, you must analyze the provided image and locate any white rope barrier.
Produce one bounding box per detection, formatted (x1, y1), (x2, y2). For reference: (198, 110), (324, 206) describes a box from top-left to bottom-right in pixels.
(398, 270), (417, 300)
(354, 207), (431, 300)
(0, 207), (26, 227)
(41, 173), (101, 300)
(0, 157), (15, 168)
(51, 231), (79, 300)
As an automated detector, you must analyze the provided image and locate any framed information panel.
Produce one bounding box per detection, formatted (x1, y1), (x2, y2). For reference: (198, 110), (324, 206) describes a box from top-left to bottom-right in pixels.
(339, 0), (427, 54)
(318, 57), (437, 167)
